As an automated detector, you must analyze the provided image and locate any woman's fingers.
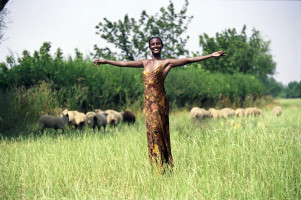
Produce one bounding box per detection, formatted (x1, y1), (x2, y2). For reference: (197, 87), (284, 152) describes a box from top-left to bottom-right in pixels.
(93, 60), (101, 65)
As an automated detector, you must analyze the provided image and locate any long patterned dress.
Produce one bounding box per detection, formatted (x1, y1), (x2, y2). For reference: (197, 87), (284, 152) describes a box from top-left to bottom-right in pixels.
(142, 63), (173, 168)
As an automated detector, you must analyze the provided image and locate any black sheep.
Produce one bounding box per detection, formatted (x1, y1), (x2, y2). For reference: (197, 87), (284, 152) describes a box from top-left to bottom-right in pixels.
(122, 111), (136, 124)
(92, 113), (107, 131)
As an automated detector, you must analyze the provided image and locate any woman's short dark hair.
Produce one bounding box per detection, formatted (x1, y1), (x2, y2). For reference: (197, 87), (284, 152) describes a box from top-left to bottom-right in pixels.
(148, 37), (163, 47)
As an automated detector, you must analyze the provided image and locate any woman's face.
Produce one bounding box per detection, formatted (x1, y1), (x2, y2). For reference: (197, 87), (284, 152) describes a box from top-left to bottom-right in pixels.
(149, 38), (163, 54)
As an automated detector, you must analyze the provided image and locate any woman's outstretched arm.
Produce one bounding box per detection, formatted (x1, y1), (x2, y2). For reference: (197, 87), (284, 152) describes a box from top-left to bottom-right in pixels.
(93, 59), (144, 68)
(167, 51), (225, 68)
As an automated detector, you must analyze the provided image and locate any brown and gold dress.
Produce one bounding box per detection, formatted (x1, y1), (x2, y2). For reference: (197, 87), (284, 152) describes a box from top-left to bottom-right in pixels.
(142, 63), (173, 168)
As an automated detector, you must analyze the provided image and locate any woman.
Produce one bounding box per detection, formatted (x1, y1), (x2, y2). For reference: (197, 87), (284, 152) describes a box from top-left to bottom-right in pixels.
(94, 37), (225, 169)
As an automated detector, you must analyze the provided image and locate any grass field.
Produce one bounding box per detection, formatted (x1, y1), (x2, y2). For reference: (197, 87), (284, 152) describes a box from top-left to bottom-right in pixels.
(1, 99), (300, 199)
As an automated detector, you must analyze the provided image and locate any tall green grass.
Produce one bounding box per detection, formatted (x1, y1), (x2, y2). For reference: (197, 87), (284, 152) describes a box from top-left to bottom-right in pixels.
(0, 99), (300, 199)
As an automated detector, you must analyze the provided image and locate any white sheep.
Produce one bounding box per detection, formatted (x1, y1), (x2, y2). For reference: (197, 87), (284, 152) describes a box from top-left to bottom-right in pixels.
(190, 107), (211, 120)
(272, 106), (282, 116)
(61, 109), (78, 125)
(245, 107), (262, 116)
(190, 107), (200, 119)
(106, 113), (118, 127)
(220, 108), (235, 118)
(235, 108), (245, 117)
(208, 108), (222, 119)
(253, 108), (262, 116)
(61, 109), (86, 129)
(95, 109), (105, 114)
(105, 109), (123, 125)
(38, 114), (69, 133)
(74, 112), (86, 130)
(244, 108), (253, 116)
(85, 111), (96, 126)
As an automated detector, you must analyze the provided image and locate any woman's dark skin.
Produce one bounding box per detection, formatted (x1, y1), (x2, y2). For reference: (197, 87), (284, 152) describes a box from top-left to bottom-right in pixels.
(93, 37), (225, 78)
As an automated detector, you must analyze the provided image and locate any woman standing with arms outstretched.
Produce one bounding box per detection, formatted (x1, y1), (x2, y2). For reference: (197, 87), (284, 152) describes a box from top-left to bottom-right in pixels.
(94, 37), (225, 170)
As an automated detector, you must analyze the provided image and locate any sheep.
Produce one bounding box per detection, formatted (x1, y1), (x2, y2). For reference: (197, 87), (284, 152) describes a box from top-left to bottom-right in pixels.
(61, 109), (78, 125)
(245, 107), (253, 116)
(245, 107), (262, 116)
(106, 113), (118, 127)
(190, 107), (201, 119)
(105, 109), (123, 125)
(253, 108), (262, 116)
(61, 109), (86, 129)
(272, 106), (282, 116)
(220, 108), (235, 118)
(235, 108), (245, 117)
(38, 114), (69, 133)
(244, 108), (253, 116)
(190, 107), (211, 120)
(208, 108), (222, 119)
(121, 110), (136, 124)
(74, 112), (86, 130)
(95, 109), (105, 114)
(85, 111), (96, 126)
(92, 113), (107, 131)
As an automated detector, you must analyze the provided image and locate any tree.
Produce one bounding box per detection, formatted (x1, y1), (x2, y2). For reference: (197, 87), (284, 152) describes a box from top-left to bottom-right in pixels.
(263, 77), (285, 97)
(93, 0), (192, 60)
(286, 81), (301, 98)
(197, 25), (276, 80)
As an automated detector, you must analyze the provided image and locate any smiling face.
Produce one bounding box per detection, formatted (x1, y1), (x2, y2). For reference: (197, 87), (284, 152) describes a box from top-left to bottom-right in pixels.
(149, 37), (163, 55)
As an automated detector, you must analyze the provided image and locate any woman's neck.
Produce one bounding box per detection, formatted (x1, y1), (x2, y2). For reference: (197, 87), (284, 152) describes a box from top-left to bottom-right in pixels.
(152, 54), (162, 60)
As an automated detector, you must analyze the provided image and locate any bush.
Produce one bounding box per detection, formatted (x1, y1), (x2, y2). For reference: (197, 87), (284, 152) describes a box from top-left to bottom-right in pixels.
(0, 82), (61, 135)
(165, 68), (264, 109)
(0, 43), (264, 119)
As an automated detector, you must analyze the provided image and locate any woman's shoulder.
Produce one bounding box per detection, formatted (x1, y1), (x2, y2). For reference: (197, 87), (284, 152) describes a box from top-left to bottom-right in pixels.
(140, 59), (150, 65)
(140, 59), (153, 67)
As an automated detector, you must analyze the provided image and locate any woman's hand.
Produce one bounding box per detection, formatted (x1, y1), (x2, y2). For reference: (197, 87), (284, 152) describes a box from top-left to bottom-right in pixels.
(93, 59), (106, 66)
(211, 51), (226, 57)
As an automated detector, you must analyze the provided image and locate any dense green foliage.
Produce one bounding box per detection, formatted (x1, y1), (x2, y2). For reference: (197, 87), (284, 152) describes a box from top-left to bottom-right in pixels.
(1, 99), (300, 199)
(0, 43), (265, 112)
(263, 77), (285, 97)
(165, 68), (264, 108)
(197, 25), (276, 80)
(93, 0), (192, 60)
(0, 42), (146, 112)
(0, 82), (60, 134)
(285, 81), (301, 98)
(263, 77), (301, 98)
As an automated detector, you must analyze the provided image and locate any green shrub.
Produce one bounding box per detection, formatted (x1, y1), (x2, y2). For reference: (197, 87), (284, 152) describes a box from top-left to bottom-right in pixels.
(0, 82), (61, 135)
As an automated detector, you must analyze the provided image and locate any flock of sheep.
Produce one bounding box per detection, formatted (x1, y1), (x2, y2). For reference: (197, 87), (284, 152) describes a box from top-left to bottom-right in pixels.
(38, 109), (136, 133)
(190, 106), (282, 120)
(0, 105), (283, 133)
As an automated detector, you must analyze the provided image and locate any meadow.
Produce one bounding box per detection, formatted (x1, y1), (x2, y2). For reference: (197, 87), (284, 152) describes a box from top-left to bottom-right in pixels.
(0, 99), (300, 199)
